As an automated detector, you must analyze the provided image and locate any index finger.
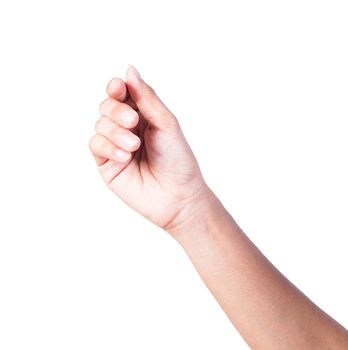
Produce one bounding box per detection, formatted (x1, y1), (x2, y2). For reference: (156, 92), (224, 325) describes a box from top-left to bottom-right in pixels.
(106, 77), (129, 102)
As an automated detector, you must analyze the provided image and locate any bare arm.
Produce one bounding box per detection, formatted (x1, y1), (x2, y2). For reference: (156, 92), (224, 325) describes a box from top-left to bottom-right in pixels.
(166, 186), (348, 349)
(89, 65), (348, 349)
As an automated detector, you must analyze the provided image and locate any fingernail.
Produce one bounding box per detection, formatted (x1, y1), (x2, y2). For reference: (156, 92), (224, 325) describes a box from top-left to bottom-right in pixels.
(114, 149), (131, 162)
(119, 110), (137, 124)
(128, 64), (141, 79)
(120, 133), (140, 148)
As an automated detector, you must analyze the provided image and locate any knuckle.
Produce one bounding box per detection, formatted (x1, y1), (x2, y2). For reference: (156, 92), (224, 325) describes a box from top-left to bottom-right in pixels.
(88, 135), (98, 153)
(171, 114), (180, 128)
(89, 134), (110, 154)
(98, 98), (109, 115)
(94, 116), (107, 133)
(94, 118), (101, 132)
(162, 116), (180, 132)
(99, 97), (115, 116)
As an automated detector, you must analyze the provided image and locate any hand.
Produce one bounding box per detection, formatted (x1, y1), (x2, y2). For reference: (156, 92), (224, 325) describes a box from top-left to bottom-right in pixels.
(89, 65), (207, 231)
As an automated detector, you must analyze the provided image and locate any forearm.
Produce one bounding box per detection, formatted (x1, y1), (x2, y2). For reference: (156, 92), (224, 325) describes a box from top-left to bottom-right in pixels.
(167, 186), (348, 349)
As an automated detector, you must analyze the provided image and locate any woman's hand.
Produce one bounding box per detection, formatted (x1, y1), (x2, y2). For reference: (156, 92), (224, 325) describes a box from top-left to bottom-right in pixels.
(89, 66), (348, 350)
(89, 65), (207, 231)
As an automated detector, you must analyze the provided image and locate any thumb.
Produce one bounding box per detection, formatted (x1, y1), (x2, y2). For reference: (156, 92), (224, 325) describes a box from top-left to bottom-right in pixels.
(125, 65), (178, 130)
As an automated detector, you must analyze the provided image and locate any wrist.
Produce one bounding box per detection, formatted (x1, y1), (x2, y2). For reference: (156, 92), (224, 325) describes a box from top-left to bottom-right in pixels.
(164, 184), (237, 246)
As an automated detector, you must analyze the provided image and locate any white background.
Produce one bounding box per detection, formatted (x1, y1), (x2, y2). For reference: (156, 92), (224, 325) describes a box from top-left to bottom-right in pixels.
(0, 1), (347, 349)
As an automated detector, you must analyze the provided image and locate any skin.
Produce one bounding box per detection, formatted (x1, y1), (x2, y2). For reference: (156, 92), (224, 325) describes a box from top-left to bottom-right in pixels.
(89, 65), (348, 349)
